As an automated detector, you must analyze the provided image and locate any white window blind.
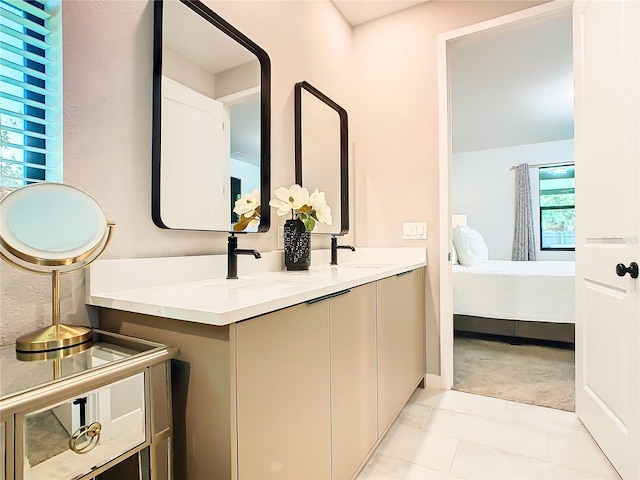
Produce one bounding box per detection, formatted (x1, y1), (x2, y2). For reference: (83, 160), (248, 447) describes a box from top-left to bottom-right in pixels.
(0, 0), (63, 188)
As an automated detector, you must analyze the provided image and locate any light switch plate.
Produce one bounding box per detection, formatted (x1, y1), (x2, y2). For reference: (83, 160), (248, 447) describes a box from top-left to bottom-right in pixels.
(403, 222), (427, 240)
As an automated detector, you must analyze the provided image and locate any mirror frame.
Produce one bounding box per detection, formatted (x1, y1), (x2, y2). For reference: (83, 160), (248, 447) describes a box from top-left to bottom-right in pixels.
(294, 81), (349, 235)
(152, 0), (271, 232)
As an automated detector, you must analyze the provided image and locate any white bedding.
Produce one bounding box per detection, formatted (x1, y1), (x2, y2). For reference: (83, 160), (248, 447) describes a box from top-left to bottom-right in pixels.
(453, 260), (575, 323)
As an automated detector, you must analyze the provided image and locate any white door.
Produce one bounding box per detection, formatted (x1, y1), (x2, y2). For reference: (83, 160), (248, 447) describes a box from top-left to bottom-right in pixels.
(161, 76), (230, 230)
(574, 1), (639, 479)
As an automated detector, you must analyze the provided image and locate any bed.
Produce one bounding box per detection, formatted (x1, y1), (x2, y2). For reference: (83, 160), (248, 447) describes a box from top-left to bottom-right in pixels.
(453, 260), (575, 343)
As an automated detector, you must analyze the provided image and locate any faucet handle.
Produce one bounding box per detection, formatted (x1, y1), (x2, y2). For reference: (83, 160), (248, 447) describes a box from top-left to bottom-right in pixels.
(227, 234), (260, 279)
(330, 236), (355, 265)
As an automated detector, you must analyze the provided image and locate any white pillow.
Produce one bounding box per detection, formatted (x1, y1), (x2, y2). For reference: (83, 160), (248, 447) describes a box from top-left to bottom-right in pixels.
(451, 243), (459, 264)
(466, 228), (489, 265)
(452, 225), (489, 267)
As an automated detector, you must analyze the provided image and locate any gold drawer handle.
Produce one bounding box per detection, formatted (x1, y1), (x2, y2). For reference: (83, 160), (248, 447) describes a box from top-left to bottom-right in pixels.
(69, 422), (102, 454)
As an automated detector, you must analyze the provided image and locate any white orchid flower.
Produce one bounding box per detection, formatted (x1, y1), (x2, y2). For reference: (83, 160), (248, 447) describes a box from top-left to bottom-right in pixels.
(233, 190), (260, 218)
(309, 189), (332, 225)
(269, 184), (311, 216)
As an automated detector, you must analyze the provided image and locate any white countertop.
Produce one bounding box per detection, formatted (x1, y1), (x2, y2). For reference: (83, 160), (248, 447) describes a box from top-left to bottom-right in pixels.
(86, 247), (427, 326)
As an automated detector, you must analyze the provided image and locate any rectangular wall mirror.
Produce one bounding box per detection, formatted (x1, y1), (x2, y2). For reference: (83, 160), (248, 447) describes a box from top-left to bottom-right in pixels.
(152, 0), (271, 232)
(295, 81), (349, 235)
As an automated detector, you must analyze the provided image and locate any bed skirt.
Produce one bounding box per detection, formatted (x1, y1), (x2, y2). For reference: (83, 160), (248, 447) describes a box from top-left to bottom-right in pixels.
(454, 314), (575, 344)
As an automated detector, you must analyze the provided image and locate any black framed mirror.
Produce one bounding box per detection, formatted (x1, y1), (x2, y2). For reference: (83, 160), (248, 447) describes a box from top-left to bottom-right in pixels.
(295, 81), (348, 235)
(152, 0), (270, 232)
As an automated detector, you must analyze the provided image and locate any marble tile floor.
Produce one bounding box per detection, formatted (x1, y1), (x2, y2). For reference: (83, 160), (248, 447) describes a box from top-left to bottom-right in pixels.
(357, 389), (621, 480)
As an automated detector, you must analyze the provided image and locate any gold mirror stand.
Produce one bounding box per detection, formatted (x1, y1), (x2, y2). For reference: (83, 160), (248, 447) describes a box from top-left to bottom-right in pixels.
(1, 223), (115, 353)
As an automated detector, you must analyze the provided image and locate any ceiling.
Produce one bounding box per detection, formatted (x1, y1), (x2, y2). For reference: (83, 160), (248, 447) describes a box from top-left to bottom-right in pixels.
(450, 10), (574, 153)
(331, 0), (429, 26)
(164, 0), (255, 74)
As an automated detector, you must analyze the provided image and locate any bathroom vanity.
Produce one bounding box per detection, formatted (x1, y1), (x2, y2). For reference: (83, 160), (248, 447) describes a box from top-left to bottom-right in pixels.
(87, 248), (426, 479)
(0, 330), (176, 480)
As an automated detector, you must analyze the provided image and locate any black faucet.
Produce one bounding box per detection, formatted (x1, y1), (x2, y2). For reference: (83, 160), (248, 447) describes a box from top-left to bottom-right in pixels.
(227, 234), (261, 279)
(330, 235), (355, 265)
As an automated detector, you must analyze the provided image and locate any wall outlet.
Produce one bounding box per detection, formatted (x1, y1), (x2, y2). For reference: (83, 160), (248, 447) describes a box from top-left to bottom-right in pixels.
(403, 222), (427, 240)
(277, 226), (284, 250)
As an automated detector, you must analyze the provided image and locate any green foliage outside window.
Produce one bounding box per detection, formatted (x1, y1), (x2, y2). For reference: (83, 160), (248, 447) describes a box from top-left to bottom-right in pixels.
(539, 165), (575, 250)
(1, 120), (24, 188)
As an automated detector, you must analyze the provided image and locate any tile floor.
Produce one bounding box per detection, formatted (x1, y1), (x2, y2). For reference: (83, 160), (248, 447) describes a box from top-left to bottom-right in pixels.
(357, 389), (621, 480)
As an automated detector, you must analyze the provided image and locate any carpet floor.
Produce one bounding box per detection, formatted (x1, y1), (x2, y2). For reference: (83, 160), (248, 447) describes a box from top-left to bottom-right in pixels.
(26, 410), (69, 466)
(453, 335), (575, 411)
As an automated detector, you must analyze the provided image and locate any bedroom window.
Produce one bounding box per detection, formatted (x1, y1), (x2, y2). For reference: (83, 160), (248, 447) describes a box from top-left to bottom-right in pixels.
(0, 0), (63, 189)
(539, 165), (575, 251)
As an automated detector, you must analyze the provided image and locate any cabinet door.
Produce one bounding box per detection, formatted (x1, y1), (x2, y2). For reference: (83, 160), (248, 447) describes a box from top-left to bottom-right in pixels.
(236, 301), (331, 480)
(377, 268), (425, 434)
(1, 421), (6, 480)
(330, 284), (377, 480)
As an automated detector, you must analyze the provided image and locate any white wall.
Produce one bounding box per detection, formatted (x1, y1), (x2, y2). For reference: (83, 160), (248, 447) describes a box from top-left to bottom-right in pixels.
(452, 139), (575, 261)
(163, 45), (217, 99)
(216, 60), (260, 98)
(230, 158), (260, 194)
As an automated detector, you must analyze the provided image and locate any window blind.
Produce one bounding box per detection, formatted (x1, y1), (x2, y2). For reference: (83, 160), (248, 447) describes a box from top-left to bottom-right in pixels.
(0, 0), (62, 188)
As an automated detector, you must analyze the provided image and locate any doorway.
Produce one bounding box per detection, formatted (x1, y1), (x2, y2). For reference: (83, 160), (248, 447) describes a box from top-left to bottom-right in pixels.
(437, 2), (575, 410)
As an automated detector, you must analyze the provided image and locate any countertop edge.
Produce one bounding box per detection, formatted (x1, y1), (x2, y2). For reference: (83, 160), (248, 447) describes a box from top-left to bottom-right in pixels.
(88, 259), (427, 327)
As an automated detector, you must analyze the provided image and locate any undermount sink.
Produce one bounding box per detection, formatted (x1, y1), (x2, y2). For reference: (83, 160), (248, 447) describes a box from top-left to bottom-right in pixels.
(339, 262), (391, 269)
(204, 274), (314, 294)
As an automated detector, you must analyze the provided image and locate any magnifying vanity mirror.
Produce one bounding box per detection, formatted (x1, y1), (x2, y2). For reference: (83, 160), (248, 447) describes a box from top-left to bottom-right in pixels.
(295, 81), (348, 235)
(0, 183), (114, 354)
(152, 0), (271, 232)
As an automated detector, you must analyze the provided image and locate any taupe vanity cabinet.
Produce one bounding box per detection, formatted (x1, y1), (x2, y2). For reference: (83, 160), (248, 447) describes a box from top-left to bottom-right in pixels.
(236, 283), (378, 480)
(235, 301), (332, 479)
(330, 283), (377, 479)
(377, 269), (426, 434)
(98, 267), (425, 480)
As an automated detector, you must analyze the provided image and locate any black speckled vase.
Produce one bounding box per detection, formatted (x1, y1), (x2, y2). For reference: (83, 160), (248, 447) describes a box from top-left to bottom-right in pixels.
(284, 218), (311, 271)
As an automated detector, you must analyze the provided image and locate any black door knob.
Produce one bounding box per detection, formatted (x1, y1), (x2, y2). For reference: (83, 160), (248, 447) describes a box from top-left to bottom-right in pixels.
(616, 262), (639, 279)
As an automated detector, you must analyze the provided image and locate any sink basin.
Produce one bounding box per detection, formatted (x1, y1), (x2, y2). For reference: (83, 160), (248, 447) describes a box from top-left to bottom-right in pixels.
(339, 262), (391, 269)
(204, 274), (314, 295)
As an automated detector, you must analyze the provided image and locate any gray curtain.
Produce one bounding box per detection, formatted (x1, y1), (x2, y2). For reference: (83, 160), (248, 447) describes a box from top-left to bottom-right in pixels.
(512, 163), (536, 261)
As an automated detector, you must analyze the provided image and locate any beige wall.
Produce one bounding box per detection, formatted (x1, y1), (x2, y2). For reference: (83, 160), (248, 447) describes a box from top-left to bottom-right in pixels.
(351, 0), (545, 374)
(0, 0), (545, 376)
(163, 45), (218, 99)
(1, 0), (352, 345)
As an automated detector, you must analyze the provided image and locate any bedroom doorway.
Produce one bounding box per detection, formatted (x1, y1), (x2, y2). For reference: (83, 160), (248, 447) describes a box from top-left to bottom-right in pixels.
(437, 2), (575, 411)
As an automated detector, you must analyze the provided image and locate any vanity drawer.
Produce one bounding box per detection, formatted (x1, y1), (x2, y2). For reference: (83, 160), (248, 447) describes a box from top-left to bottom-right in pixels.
(21, 372), (146, 480)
